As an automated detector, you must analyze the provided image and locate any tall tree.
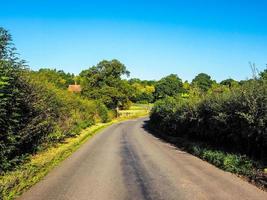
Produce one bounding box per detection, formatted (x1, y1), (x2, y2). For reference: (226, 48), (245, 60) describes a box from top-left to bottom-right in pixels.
(259, 68), (267, 80)
(0, 27), (40, 170)
(154, 74), (183, 99)
(34, 68), (75, 89)
(0, 27), (13, 60)
(192, 73), (213, 92)
(79, 59), (132, 109)
(220, 78), (238, 87)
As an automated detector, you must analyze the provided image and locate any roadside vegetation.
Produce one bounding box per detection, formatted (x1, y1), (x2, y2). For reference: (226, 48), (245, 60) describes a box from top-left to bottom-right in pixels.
(0, 25), (266, 198)
(0, 110), (148, 200)
(0, 27), (151, 199)
(0, 27), (154, 174)
(149, 68), (267, 188)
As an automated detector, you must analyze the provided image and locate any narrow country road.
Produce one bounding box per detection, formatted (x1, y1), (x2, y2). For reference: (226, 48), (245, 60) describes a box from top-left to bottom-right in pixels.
(19, 118), (267, 200)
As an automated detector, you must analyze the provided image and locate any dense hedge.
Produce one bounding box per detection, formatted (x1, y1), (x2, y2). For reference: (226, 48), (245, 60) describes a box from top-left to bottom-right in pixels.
(0, 65), (109, 172)
(150, 78), (267, 163)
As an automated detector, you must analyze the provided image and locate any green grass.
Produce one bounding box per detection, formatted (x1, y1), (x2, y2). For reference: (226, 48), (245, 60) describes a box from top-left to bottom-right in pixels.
(0, 112), (149, 200)
(129, 103), (153, 110)
(118, 103), (152, 117)
(198, 149), (254, 176)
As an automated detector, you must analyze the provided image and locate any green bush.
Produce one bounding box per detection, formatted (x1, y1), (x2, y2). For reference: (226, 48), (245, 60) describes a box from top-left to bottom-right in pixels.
(95, 101), (110, 123)
(223, 154), (254, 176)
(150, 77), (267, 164)
(0, 68), (109, 172)
(179, 142), (255, 176)
(202, 150), (225, 168)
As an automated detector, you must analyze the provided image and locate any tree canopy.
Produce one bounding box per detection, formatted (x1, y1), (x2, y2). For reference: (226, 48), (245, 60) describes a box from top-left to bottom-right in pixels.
(0, 27), (13, 60)
(33, 68), (75, 89)
(79, 59), (132, 109)
(259, 68), (267, 80)
(220, 78), (238, 87)
(192, 73), (214, 92)
(154, 74), (183, 99)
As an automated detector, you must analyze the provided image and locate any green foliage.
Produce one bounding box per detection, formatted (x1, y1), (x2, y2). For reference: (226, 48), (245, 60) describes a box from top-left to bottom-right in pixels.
(0, 122), (113, 200)
(130, 81), (155, 103)
(0, 27), (109, 172)
(154, 74), (184, 99)
(190, 146), (254, 176)
(0, 68), (109, 172)
(0, 59), (42, 172)
(223, 154), (254, 175)
(95, 101), (110, 123)
(79, 59), (132, 109)
(0, 28), (15, 61)
(128, 78), (156, 86)
(202, 150), (225, 168)
(192, 73), (214, 92)
(33, 68), (75, 89)
(150, 74), (267, 163)
(220, 78), (239, 88)
(260, 68), (267, 80)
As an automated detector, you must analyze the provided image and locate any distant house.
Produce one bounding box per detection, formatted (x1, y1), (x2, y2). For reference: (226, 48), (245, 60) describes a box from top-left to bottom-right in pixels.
(68, 82), (82, 93)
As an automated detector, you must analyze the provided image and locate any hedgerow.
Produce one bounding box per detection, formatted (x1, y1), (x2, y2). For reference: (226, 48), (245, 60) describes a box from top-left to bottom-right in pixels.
(150, 78), (267, 164)
(0, 66), (109, 172)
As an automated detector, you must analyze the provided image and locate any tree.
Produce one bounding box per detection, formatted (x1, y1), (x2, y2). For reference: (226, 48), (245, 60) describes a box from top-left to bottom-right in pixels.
(182, 80), (191, 93)
(0, 27), (25, 66)
(154, 74), (183, 99)
(0, 27), (23, 136)
(34, 68), (75, 89)
(128, 78), (142, 85)
(130, 82), (155, 103)
(0, 28), (41, 170)
(259, 68), (267, 80)
(220, 78), (239, 88)
(192, 73), (213, 92)
(79, 59), (132, 109)
(0, 27), (111, 172)
(0, 27), (13, 60)
(79, 59), (129, 87)
(128, 78), (156, 103)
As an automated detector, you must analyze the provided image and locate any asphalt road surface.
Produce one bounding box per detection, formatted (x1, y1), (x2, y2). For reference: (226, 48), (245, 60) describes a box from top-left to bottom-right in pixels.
(19, 117), (267, 200)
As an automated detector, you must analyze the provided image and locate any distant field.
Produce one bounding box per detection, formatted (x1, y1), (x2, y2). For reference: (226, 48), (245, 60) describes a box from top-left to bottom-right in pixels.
(129, 103), (153, 110)
(118, 103), (153, 117)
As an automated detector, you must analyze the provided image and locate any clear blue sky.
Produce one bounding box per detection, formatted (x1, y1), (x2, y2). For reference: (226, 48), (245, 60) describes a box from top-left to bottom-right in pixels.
(0, 0), (266, 81)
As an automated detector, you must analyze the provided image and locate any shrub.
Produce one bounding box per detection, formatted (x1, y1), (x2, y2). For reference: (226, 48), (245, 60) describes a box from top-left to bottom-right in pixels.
(202, 150), (225, 168)
(150, 77), (267, 164)
(0, 69), (109, 172)
(96, 101), (110, 123)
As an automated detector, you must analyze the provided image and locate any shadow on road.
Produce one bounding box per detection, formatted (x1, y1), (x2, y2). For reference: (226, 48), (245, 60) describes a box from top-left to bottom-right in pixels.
(141, 119), (189, 154)
(141, 119), (267, 191)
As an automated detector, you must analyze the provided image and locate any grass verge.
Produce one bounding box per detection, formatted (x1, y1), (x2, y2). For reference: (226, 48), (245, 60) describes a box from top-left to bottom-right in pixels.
(0, 111), (148, 200)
